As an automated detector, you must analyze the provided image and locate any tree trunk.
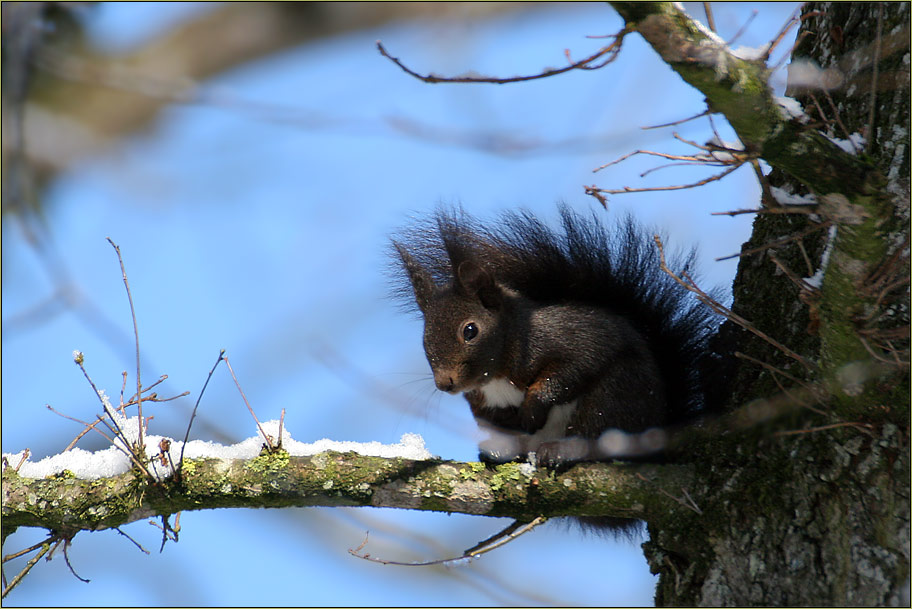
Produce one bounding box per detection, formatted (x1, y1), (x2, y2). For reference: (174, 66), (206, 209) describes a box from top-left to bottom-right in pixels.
(619, 2), (910, 605)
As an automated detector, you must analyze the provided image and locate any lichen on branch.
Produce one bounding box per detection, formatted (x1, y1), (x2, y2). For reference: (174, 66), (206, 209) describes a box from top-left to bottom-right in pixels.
(2, 452), (697, 538)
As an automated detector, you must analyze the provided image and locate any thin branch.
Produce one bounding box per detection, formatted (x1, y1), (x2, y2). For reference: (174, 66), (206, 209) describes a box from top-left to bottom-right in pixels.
(771, 30), (811, 72)
(774, 422), (875, 437)
(824, 89), (857, 150)
(46, 404), (154, 479)
(716, 220), (832, 262)
(654, 236), (816, 372)
(178, 349), (225, 479)
(348, 516), (548, 567)
(2, 538), (51, 564)
(13, 450), (30, 473)
(114, 526), (151, 555)
(702, 2), (716, 33)
(106, 238), (144, 454)
(858, 335), (911, 368)
(594, 147), (738, 173)
(734, 352), (827, 415)
(62, 540), (90, 584)
(223, 355), (275, 452)
(726, 10), (758, 48)
(750, 159), (779, 208)
(1, 542), (52, 599)
(635, 473), (702, 514)
(711, 205), (819, 217)
(586, 163), (742, 198)
(376, 29), (628, 85)
(768, 251), (816, 292)
(461, 520), (527, 555)
(641, 109), (711, 130)
(765, 6), (801, 61)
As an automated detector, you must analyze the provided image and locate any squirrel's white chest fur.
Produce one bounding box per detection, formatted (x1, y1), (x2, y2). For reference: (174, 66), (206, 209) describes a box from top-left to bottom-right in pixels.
(475, 378), (578, 460)
(478, 378), (525, 408)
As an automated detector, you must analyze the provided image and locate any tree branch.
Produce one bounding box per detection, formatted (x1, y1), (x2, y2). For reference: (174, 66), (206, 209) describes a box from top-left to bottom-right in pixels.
(2, 452), (697, 538)
(608, 2), (872, 196)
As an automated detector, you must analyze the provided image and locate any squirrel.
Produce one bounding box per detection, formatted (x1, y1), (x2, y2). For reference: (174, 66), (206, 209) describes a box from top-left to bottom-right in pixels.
(391, 204), (719, 466)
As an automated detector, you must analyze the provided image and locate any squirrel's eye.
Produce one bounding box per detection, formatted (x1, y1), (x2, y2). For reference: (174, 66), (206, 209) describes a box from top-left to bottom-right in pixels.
(462, 322), (479, 342)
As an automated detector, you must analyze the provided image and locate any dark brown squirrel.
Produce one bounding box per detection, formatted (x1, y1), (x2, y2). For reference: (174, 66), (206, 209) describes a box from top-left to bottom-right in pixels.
(392, 205), (719, 466)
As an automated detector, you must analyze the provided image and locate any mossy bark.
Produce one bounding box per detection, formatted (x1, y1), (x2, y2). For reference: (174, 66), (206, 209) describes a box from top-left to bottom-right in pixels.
(611, 2), (910, 605)
(2, 453), (698, 538)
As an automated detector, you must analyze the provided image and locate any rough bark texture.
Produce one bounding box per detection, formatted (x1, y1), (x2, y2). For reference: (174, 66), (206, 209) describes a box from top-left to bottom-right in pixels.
(608, 2), (910, 606)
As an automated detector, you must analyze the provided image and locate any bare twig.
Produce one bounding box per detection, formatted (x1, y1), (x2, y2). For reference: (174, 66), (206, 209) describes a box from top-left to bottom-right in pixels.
(2, 538), (52, 564)
(147, 515), (180, 552)
(711, 205), (819, 217)
(594, 146), (740, 173)
(635, 473), (702, 514)
(13, 449), (30, 473)
(716, 220), (832, 262)
(858, 335), (911, 367)
(768, 251), (816, 292)
(702, 2), (716, 33)
(224, 355), (275, 452)
(641, 109), (711, 130)
(62, 540), (90, 584)
(654, 236), (816, 372)
(823, 90), (857, 150)
(734, 352), (826, 414)
(45, 404), (154, 479)
(774, 422), (875, 437)
(771, 30), (811, 72)
(178, 349), (226, 478)
(750, 159), (779, 208)
(765, 6), (801, 61)
(461, 520), (527, 555)
(106, 238), (144, 454)
(586, 163), (742, 198)
(114, 527), (151, 555)
(726, 10), (758, 48)
(1, 541), (52, 598)
(349, 517), (548, 567)
(376, 29), (628, 85)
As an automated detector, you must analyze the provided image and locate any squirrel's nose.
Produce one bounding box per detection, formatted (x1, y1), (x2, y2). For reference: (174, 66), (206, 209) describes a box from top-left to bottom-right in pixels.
(434, 374), (456, 393)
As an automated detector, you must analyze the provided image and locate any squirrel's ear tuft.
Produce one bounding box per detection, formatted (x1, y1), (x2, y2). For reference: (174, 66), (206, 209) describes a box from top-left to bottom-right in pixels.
(456, 260), (502, 310)
(395, 242), (435, 312)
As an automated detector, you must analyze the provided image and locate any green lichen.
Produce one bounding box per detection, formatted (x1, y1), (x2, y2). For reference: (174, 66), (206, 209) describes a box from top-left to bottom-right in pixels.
(459, 462), (485, 480)
(48, 469), (76, 480)
(246, 449), (290, 473)
(489, 462), (526, 492)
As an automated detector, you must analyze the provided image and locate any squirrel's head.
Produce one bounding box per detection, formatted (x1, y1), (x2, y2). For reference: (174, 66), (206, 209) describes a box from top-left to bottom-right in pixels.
(396, 246), (508, 394)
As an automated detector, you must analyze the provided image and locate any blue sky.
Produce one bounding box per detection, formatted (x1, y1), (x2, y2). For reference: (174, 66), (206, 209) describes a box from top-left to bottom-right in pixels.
(2, 3), (799, 605)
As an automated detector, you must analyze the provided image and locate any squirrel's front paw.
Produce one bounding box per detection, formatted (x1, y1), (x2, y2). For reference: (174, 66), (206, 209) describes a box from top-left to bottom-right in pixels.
(535, 437), (591, 468)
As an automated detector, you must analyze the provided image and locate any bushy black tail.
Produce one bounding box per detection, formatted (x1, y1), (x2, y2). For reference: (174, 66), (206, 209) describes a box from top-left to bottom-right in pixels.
(392, 204), (722, 423)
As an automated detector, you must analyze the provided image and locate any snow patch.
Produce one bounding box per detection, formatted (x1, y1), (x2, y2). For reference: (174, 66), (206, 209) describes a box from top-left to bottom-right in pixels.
(775, 96), (810, 123)
(731, 43), (770, 61)
(826, 132), (866, 155)
(770, 185), (817, 207)
(3, 419), (434, 480)
(803, 224), (838, 289)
